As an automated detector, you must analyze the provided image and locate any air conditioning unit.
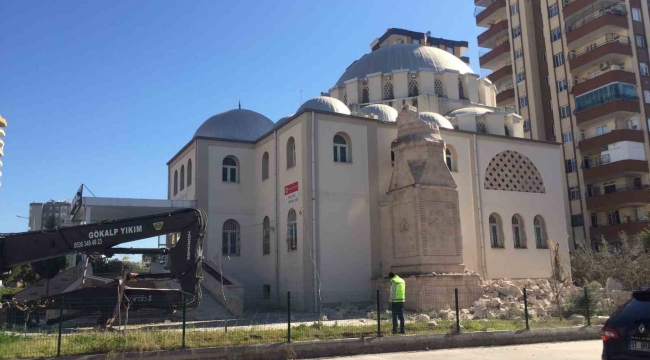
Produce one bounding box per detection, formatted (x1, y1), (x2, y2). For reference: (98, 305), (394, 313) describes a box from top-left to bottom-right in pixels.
(610, 65), (622, 70)
(599, 62), (610, 70)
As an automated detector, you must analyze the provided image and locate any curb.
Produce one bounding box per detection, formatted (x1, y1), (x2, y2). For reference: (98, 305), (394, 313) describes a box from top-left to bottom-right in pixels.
(53, 326), (602, 360)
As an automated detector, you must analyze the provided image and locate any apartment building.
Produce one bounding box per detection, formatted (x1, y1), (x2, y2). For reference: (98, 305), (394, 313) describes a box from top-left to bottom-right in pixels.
(475, 0), (650, 247)
(28, 200), (72, 230)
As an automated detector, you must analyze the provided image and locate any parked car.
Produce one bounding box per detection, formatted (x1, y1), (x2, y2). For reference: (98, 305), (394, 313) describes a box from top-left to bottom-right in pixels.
(602, 288), (650, 359)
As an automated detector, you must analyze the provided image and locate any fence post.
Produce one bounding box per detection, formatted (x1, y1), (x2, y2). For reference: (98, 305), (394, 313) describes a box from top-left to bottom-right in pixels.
(182, 293), (187, 349)
(376, 289), (381, 338)
(584, 287), (591, 326)
(287, 291), (291, 343)
(454, 288), (460, 334)
(57, 297), (63, 357)
(523, 287), (530, 331)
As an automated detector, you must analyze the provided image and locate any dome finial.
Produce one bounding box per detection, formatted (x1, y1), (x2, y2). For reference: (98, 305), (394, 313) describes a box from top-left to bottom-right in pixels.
(238, 100), (241, 110)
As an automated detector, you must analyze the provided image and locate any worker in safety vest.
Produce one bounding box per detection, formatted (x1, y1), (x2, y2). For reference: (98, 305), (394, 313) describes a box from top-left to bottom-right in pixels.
(389, 272), (406, 334)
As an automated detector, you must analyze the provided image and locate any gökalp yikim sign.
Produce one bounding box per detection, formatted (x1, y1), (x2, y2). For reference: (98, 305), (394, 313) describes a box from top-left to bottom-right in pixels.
(285, 182), (299, 206)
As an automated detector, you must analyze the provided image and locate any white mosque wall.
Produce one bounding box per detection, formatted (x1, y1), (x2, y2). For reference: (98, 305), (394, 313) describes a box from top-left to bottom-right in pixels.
(168, 143), (196, 201)
(477, 137), (570, 279)
(315, 114), (373, 295)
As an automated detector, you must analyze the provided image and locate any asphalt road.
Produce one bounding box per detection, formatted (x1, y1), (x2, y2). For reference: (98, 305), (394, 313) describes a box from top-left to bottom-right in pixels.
(316, 340), (602, 359)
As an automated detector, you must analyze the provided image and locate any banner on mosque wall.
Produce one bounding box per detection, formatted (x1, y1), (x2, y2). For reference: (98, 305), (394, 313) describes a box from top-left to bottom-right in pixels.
(285, 182), (299, 206)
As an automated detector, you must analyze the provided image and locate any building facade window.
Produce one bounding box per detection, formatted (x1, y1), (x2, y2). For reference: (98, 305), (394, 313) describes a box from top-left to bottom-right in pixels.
(557, 78), (567, 92)
(633, 8), (642, 22)
(187, 159), (192, 186)
(287, 209), (298, 250)
(515, 48), (524, 59)
(408, 79), (419, 97)
(173, 170), (178, 195)
(565, 158), (577, 173)
(534, 216), (548, 248)
(551, 27), (561, 42)
(222, 219), (240, 255)
(548, 3), (558, 18)
(434, 79), (445, 97)
(262, 285), (271, 299)
(342, 92), (347, 105)
(333, 134), (349, 163)
(262, 216), (271, 255)
(489, 214), (504, 248)
(513, 26), (521, 38)
(519, 96), (528, 108)
(383, 82), (394, 100)
(222, 156), (238, 183)
(262, 152), (269, 180)
(637, 35), (647, 48)
(512, 215), (526, 248)
(562, 132), (573, 143)
(362, 86), (370, 103)
(524, 120), (531, 131)
(458, 78), (466, 99)
(574, 83), (637, 113)
(517, 71), (526, 83)
(180, 165), (185, 191)
(571, 214), (584, 227)
(286, 137), (296, 168)
(645, 90), (650, 104)
(476, 122), (487, 134)
(511, 3), (519, 15)
(641, 62), (649, 76)
(595, 125), (608, 136)
(569, 186), (580, 201)
(560, 105), (571, 118)
(445, 148), (453, 171)
(553, 53), (564, 67)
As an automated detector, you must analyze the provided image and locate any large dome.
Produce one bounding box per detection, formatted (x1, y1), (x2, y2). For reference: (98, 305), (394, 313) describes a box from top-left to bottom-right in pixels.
(195, 109), (274, 141)
(419, 112), (454, 129)
(358, 104), (398, 122)
(297, 96), (351, 115)
(336, 44), (475, 86)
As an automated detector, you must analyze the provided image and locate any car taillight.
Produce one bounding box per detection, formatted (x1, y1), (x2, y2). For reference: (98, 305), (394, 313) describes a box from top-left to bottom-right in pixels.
(602, 326), (619, 341)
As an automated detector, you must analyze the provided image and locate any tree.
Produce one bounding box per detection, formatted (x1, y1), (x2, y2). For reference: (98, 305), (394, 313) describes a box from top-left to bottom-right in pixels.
(0, 264), (38, 287)
(548, 239), (570, 318)
(30, 216), (68, 297)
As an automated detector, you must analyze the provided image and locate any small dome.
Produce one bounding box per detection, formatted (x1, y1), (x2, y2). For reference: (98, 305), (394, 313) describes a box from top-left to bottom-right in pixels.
(195, 108), (274, 141)
(419, 112), (454, 130)
(298, 96), (351, 115)
(447, 107), (494, 117)
(336, 44), (475, 87)
(278, 114), (294, 124)
(358, 104), (398, 122)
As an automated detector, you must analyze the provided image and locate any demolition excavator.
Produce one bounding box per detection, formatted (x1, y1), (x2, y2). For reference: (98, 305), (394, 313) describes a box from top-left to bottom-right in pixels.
(0, 208), (206, 325)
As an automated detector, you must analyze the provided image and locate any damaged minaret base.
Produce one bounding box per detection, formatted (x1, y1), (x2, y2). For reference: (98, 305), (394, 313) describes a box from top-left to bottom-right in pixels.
(389, 105), (464, 274)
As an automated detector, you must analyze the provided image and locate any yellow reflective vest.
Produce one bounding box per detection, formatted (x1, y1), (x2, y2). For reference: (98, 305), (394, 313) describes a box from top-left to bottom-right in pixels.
(391, 275), (406, 303)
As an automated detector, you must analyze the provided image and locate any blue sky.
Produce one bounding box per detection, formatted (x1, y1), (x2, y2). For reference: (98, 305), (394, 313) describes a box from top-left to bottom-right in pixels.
(0, 0), (484, 249)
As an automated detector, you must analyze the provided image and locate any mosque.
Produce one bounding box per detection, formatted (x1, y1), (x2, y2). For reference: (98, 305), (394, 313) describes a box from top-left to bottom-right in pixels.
(167, 39), (571, 302)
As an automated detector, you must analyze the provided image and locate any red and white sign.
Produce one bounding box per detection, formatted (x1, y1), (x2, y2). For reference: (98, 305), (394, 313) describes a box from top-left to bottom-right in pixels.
(285, 182), (299, 206)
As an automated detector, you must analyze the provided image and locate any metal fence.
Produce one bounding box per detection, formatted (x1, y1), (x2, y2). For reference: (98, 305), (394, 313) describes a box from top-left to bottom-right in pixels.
(0, 285), (627, 359)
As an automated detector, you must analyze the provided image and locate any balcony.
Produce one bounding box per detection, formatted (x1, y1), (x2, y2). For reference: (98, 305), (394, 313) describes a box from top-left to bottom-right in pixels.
(568, 34), (632, 74)
(573, 70), (636, 97)
(583, 159), (649, 181)
(590, 219), (650, 242)
(475, 0), (507, 28)
(475, 0), (496, 7)
(486, 64), (513, 84)
(478, 20), (509, 48)
(586, 184), (650, 211)
(564, 0), (604, 18)
(579, 129), (645, 152)
(574, 97), (640, 126)
(480, 41), (511, 71)
(565, 3), (628, 47)
(496, 86), (515, 106)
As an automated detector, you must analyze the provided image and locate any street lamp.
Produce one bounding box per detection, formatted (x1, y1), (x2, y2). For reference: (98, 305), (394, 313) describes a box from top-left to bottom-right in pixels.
(16, 215), (35, 231)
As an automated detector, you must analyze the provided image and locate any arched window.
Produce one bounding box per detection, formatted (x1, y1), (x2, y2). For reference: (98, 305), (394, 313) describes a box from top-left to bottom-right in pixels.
(222, 156), (238, 183)
(476, 122), (487, 134)
(342, 92), (347, 105)
(391, 140), (397, 167)
(262, 216), (271, 255)
(287, 137), (296, 169)
(187, 159), (192, 186)
(333, 134), (349, 163)
(445, 148), (453, 172)
(458, 78), (466, 100)
(408, 79), (419, 97)
(434, 79), (445, 97)
(534, 216), (548, 248)
(504, 126), (510, 137)
(180, 165), (185, 191)
(222, 219), (240, 255)
(287, 209), (298, 250)
(362, 86), (370, 103)
(383, 82), (394, 101)
(262, 152), (269, 181)
(173, 170), (178, 195)
(489, 214), (504, 248)
(512, 214), (527, 248)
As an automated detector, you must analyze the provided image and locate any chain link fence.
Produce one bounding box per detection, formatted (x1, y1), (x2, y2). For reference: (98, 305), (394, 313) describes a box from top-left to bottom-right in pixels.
(0, 285), (630, 359)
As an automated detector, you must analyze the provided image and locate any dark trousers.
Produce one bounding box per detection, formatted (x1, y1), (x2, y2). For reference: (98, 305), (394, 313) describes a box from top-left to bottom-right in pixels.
(392, 301), (405, 333)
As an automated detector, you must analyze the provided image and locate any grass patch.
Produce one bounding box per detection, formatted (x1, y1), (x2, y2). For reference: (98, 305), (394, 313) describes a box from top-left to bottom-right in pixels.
(0, 318), (585, 359)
